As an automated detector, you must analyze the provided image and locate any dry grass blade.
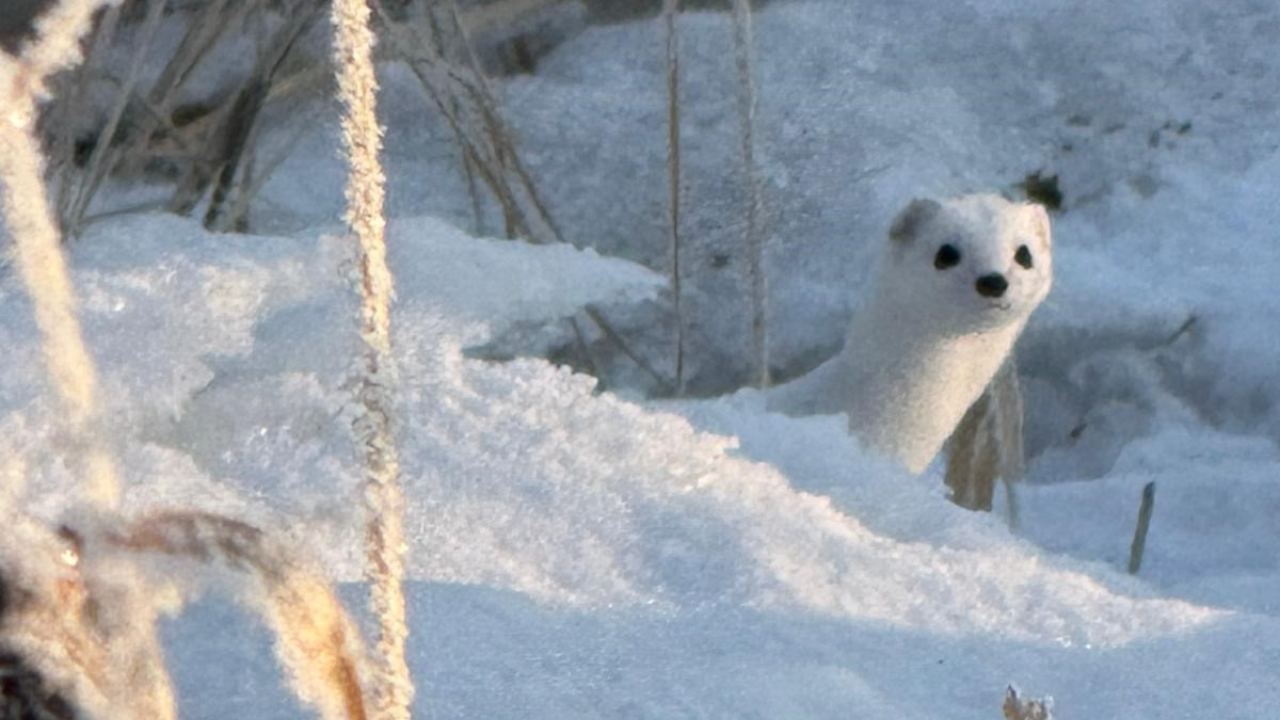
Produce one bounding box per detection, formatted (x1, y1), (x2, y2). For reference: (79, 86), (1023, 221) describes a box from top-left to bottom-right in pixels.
(376, 3), (553, 243)
(5, 5), (375, 719)
(377, 2), (668, 392)
(148, 0), (241, 102)
(109, 511), (371, 720)
(59, 0), (304, 232)
(0, 532), (107, 715)
(263, 567), (370, 720)
(0, 0), (122, 509)
(458, 0), (568, 34)
(662, 0), (686, 395)
(3, 509), (374, 720)
(0, 514), (176, 720)
(945, 357), (1024, 518)
(945, 387), (994, 510)
(585, 305), (674, 395)
(222, 106), (319, 233)
(442, 0), (567, 247)
(201, 1), (325, 231)
(2, 5), (174, 715)
(51, 1), (120, 223)
(730, 0), (770, 388)
(330, 0), (415, 716)
(990, 358), (1026, 528)
(64, 0), (166, 235)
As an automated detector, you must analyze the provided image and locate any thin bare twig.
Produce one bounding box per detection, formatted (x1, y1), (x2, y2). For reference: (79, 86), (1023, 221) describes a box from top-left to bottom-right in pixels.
(730, 0), (770, 388)
(586, 305), (674, 395)
(381, 2), (660, 391)
(52, 2), (120, 224)
(65, 0), (166, 235)
(662, 0), (685, 395)
(203, 0), (322, 230)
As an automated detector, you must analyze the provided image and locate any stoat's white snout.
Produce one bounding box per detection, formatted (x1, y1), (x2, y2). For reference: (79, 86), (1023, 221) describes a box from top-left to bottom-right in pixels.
(975, 273), (1008, 298)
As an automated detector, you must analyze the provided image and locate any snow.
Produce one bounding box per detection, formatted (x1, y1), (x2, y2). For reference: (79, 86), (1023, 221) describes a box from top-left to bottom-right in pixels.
(4, 0), (1280, 717)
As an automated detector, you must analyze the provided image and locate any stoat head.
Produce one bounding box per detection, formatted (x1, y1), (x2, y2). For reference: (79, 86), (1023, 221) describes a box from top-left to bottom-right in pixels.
(882, 193), (1053, 334)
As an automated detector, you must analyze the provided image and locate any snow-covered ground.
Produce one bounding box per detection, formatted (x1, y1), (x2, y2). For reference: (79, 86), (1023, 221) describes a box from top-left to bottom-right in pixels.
(4, 0), (1280, 717)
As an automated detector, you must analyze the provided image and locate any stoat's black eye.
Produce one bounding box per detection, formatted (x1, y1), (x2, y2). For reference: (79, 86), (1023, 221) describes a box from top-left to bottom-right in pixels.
(1015, 244), (1033, 269)
(934, 243), (961, 269)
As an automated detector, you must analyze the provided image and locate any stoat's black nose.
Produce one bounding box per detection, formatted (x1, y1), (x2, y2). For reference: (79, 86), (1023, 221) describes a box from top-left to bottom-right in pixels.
(975, 273), (1008, 298)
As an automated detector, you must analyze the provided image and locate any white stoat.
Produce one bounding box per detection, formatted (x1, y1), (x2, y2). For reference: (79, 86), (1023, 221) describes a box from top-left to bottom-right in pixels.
(769, 194), (1053, 474)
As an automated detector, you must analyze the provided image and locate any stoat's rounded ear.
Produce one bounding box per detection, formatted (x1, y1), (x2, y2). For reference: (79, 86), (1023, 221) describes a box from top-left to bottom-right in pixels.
(889, 198), (941, 243)
(1027, 202), (1052, 248)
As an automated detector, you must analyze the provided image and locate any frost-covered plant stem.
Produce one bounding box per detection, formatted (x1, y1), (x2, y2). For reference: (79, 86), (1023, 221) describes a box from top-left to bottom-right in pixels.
(329, 0), (414, 718)
(663, 0), (686, 394)
(0, 0), (123, 510)
(9, 0), (116, 98)
(730, 0), (770, 388)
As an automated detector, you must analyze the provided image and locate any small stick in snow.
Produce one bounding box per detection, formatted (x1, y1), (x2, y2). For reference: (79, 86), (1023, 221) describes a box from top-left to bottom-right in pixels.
(1128, 481), (1156, 574)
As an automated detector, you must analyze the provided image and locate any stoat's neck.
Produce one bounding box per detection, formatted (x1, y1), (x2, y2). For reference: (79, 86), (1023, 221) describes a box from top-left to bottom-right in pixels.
(835, 291), (1023, 474)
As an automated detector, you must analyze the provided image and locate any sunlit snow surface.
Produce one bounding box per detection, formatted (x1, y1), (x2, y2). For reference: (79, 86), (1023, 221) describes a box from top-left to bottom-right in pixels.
(4, 0), (1280, 717)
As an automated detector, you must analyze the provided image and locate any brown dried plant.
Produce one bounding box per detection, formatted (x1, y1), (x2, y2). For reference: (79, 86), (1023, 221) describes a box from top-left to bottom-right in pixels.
(0, 1), (399, 718)
(945, 357), (1025, 519)
(372, 0), (672, 394)
(0, 508), (372, 719)
(1003, 685), (1055, 720)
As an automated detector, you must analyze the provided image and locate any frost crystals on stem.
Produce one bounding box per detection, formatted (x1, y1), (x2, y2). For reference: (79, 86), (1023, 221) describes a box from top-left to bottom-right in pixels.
(329, 0), (415, 717)
(0, 0), (124, 509)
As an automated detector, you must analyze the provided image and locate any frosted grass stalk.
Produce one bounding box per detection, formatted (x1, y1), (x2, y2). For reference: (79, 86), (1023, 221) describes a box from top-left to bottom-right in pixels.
(15, 0), (117, 103)
(328, 0), (414, 717)
(0, 0), (123, 509)
(0, 6), (175, 717)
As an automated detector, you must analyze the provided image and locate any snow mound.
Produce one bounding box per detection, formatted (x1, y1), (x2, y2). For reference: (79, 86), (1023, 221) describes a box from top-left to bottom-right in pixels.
(6, 0), (1280, 714)
(393, 348), (1219, 649)
(2, 212), (662, 520)
(5, 212), (1220, 653)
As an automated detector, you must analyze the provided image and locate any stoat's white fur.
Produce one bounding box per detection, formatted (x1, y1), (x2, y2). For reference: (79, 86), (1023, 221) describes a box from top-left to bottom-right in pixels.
(769, 194), (1053, 473)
